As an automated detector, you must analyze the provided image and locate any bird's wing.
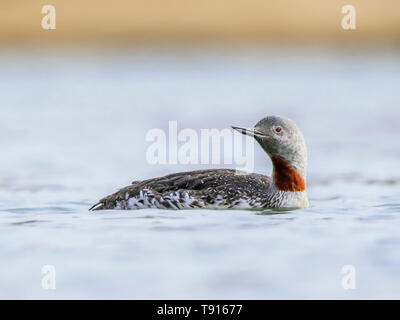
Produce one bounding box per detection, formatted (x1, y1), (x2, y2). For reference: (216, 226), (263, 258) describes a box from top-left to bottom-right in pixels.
(90, 169), (272, 210)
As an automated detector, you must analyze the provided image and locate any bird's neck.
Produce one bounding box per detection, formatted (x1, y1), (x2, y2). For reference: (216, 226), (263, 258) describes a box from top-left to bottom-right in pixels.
(271, 156), (306, 192)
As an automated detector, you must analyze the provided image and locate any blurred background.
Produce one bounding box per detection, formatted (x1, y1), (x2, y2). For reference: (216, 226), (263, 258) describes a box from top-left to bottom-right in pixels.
(1, 0), (400, 45)
(1, 1), (400, 299)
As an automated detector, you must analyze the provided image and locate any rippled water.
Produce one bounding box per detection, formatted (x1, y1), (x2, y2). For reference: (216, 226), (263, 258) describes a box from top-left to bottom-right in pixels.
(0, 46), (399, 299)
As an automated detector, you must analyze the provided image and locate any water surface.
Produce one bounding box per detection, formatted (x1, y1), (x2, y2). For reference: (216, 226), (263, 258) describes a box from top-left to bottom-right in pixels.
(0, 46), (399, 299)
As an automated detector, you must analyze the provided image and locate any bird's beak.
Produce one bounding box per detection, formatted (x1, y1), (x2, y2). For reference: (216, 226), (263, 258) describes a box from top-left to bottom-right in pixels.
(231, 126), (266, 138)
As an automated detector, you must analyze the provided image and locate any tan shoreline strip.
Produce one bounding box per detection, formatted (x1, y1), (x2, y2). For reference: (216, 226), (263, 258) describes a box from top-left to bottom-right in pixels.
(1, 0), (399, 45)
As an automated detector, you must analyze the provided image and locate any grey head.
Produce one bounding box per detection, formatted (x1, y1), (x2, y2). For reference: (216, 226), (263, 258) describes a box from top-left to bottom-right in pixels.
(232, 115), (307, 182)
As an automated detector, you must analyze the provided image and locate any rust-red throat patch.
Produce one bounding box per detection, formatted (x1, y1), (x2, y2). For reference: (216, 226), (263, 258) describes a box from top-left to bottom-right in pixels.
(271, 157), (306, 192)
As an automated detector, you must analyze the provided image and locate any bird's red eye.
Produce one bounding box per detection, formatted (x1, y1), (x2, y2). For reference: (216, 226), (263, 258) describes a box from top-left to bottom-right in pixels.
(275, 127), (281, 133)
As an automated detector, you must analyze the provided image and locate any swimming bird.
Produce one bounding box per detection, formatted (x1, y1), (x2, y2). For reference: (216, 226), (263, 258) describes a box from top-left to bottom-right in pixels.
(90, 115), (308, 211)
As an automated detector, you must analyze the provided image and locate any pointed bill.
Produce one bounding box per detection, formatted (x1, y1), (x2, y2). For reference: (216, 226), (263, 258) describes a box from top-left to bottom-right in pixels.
(231, 126), (265, 138)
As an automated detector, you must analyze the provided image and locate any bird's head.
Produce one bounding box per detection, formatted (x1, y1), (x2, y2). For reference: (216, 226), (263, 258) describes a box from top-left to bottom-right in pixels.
(232, 115), (307, 191)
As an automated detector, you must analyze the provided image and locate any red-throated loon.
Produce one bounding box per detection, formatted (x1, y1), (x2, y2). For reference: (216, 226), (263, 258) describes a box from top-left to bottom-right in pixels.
(90, 116), (308, 211)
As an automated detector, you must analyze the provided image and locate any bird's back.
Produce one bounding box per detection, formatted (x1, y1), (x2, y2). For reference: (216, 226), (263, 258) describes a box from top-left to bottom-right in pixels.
(90, 169), (273, 210)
